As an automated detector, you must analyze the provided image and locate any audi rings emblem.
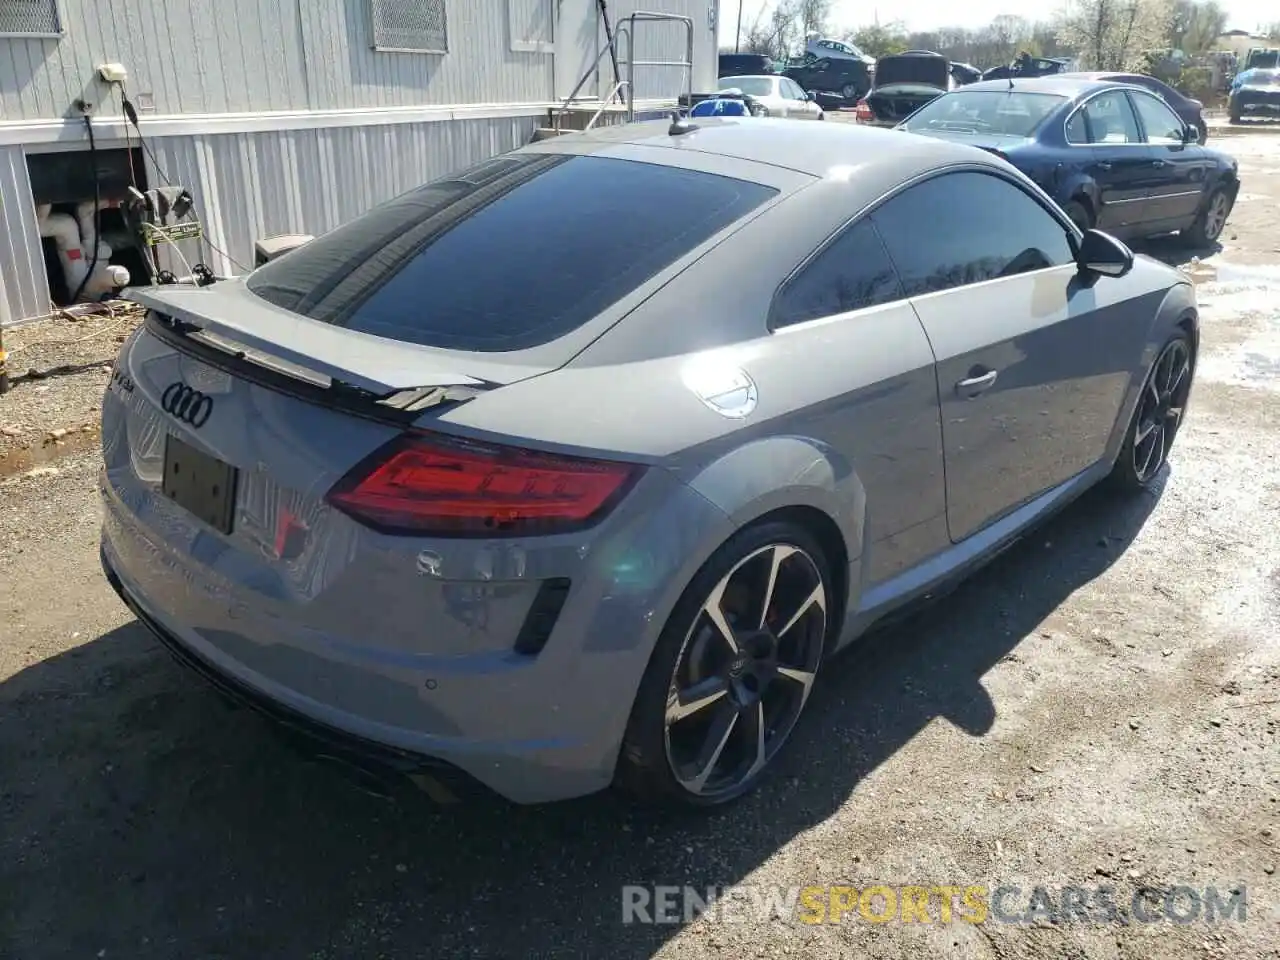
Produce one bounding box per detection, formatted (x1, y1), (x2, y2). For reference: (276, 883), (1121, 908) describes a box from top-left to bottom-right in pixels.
(161, 382), (214, 428)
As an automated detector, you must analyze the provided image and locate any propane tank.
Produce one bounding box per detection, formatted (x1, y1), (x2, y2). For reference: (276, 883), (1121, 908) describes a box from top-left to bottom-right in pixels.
(42, 212), (91, 299)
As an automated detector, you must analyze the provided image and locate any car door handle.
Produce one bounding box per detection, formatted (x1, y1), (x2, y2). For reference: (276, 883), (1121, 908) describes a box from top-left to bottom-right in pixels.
(1096, 161), (1112, 171)
(956, 369), (998, 398)
(1151, 159), (1167, 168)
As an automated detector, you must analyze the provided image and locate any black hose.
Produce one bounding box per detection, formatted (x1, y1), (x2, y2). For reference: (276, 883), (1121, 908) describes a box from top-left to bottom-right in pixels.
(68, 113), (101, 305)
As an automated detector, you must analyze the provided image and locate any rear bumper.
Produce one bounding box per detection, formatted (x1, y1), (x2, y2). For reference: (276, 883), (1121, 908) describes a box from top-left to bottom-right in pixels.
(102, 547), (481, 803)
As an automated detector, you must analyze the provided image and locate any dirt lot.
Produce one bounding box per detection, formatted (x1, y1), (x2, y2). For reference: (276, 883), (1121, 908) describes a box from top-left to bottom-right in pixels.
(2, 132), (1279, 960)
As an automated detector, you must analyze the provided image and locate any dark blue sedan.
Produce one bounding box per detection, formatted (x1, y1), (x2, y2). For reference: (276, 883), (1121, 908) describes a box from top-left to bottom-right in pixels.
(897, 77), (1240, 247)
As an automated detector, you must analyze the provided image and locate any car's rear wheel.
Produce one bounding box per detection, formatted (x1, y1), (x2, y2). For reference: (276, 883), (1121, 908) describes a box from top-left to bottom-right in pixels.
(841, 83), (859, 100)
(616, 521), (832, 808)
(1229, 103), (1241, 123)
(1108, 334), (1193, 492)
(1184, 187), (1231, 247)
(1064, 199), (1094, 233)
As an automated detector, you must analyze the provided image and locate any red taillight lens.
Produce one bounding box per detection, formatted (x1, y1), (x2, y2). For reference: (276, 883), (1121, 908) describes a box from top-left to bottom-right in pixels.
(854, 99), (873, 122)
(326, 433), (642, 536)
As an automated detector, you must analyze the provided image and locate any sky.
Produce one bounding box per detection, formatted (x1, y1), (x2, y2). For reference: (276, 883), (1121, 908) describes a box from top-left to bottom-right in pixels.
(718, 0), (1277, 41)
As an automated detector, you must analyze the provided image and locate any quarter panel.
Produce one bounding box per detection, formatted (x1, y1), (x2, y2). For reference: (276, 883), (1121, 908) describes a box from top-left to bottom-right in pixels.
(444, 300), (948, 597)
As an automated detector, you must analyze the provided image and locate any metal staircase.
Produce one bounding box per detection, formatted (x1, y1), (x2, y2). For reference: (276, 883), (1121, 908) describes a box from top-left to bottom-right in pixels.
(533, 11), (695, 142)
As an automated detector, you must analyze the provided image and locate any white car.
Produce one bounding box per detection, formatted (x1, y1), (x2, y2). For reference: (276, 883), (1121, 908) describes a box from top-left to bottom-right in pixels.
(718, 75), (825, 120)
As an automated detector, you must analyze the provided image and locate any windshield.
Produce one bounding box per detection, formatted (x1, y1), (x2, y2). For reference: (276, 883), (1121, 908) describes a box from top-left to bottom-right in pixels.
(246, 155), (777, 353)
(720, 76), (776, 97)
(900, 91), (1067, 136)
(1237, 68), (1280, 86)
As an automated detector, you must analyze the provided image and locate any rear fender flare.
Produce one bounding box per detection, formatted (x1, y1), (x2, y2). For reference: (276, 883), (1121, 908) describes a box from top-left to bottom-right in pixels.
(678, 434), (867, 615)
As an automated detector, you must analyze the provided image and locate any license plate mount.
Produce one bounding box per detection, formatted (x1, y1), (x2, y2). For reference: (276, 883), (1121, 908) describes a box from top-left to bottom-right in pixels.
(161, 434), (239, 535)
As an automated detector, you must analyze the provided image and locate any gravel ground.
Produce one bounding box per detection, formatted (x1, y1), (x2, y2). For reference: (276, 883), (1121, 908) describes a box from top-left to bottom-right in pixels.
(0, 301), (144, 476)
(1, 134), (1279, 960)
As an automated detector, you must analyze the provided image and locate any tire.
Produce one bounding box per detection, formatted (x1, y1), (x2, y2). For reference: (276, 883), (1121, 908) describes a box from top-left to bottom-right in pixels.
(1064, 199), (1094, 233)
(615, 520), (833, 809)
(1229, 103), (1241, 124)
(1107, 334), (1194, 493)
(841, 83), (859, 100)
(1183, 186), (1231, 247)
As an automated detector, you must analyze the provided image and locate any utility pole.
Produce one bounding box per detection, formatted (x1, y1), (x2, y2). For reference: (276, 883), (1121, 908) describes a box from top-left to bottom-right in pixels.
(735, 0), (744, 53)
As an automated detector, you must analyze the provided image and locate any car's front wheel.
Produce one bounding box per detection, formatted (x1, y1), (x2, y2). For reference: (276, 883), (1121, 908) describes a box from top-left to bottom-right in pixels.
(1108, 334), (1193, 492)
(616, 521), (832, 808)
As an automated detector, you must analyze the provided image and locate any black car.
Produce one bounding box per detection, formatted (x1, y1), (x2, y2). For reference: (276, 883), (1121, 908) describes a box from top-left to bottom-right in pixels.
(718, 53), (775, 78)
(982, 53), (1070, 81)
(1061, 72), (1208, 143)
(856, 51), (953, 126)
(1229, 67), (1280, 122)
(785, 56), (872, 103)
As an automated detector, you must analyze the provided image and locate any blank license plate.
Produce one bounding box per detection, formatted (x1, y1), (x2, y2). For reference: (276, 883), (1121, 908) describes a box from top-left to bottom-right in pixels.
(161, 434), (239, 535)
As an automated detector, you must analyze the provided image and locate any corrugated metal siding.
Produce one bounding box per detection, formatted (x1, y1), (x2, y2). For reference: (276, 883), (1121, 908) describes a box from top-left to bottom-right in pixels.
(608, 0), (716, 100)
(131, 114), (540, 277)
(1, 115), (538, 325)
(0, 144), (51, 326)
(0, 0), (554, 122)
(0, 0), (715, 123)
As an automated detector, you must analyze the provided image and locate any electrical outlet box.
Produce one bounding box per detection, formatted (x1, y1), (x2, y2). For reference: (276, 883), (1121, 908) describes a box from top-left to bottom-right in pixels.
(98, 63), (129, 84)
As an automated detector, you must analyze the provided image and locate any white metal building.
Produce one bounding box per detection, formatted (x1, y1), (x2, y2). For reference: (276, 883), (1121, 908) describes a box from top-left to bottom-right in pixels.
(0, 0), (719, 327)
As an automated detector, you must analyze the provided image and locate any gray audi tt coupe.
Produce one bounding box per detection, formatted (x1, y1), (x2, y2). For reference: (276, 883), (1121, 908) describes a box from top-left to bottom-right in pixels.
(100, 118), (1199, 809)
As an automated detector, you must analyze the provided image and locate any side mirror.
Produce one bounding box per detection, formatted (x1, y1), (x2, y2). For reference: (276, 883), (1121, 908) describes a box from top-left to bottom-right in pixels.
(1182, 124), (1199, 143)
(1076, 228), (1134, 278)
(806, 91), (816, 101)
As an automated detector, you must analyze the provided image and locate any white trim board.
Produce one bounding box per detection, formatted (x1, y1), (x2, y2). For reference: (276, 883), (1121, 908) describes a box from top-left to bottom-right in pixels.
(0, 99), (679, 147)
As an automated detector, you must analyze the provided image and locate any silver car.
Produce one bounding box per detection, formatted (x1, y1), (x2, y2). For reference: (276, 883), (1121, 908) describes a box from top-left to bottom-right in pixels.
(719, 75), (825, 119)
(100, 119), (1198, 809)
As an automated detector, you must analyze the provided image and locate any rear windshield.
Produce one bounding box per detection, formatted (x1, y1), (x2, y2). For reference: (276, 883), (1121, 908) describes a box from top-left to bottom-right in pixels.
(900, 91), (1067, 136)
(721, 76), (776, 97)
(246, 154), (776, 353)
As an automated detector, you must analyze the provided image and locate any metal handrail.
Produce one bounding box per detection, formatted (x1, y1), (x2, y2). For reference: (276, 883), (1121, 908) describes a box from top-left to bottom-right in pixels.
(584, 80), (631, 131)
(551, 12), (695, 134)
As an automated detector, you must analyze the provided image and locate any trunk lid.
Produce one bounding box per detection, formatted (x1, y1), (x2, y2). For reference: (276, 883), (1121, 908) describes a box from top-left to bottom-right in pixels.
(872, 53), (950, 88)
(130, 282), (551, 397)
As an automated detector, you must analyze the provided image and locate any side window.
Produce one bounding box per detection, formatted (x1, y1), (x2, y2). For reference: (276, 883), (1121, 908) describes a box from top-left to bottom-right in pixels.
(872, 172), (1075, 297)
(1065, 109), (1089, 144)
(1129, 91), (1184, 144)
(772, 220), (904, 328)
(1084, 93), (1142, 143)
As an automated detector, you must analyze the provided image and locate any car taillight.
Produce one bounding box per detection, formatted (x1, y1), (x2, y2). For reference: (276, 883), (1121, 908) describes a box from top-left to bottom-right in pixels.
(854, 99), (873, 122)
(327, 433), (642, 537)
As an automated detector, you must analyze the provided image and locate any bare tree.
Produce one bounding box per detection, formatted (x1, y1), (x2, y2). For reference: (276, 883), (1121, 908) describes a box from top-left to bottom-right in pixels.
(1056, 0), (1175, 70)
(1169, 0), (1227, 54)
